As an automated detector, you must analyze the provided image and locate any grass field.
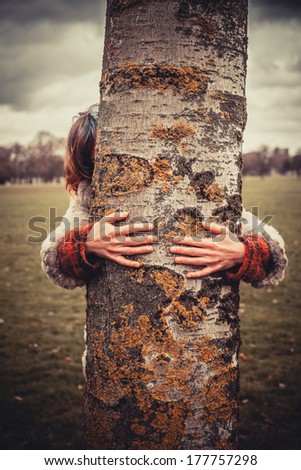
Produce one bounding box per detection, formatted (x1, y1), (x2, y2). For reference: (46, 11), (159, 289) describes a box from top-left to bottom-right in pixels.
(0, 176), (300, 450)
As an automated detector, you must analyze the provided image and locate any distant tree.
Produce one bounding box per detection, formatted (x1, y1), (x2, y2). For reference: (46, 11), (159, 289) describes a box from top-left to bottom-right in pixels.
(0, 147), (12, 184)
(26, 132), (65, 182)
(270, 148), (290, 175)
(291, 153), (301, 177)
(2, 132), (65, 183)
(242, 151), (270, 177)
(9, 143), (28, 182)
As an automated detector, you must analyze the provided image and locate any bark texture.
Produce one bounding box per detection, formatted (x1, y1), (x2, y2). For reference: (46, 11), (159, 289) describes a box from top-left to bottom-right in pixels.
(85, 0), (248, 449)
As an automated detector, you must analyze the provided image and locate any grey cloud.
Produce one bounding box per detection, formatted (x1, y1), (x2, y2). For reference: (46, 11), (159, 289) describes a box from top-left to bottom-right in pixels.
(0, 1), (106, 109)
(0, 0), (106, 25)
(0, 20), (104, 109)
(291, 58), (301, 72)
(251, 0), (301, 21)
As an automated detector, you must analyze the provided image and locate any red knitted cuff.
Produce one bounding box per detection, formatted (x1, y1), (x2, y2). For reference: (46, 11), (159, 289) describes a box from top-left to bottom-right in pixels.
(58, 222), (102, 281)
(227, 235), (271, 284)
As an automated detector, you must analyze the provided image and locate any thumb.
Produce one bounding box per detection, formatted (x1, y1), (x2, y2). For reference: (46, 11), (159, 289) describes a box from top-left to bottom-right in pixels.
(103, 211), (129, 223)
(202, 221), (228, 235)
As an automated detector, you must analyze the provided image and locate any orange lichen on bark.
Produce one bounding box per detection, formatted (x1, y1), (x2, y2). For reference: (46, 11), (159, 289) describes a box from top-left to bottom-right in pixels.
(122, 303), (134, 315)
(181, 142), (190, 153)
(201, 364), (238, 426)
(88, 296), (196, 449)
(125, 268), (146, 284)
(150, 121), (196, 145)
(191, 16), (218, 40)
(176, 212), (204, 237)
(220, 111), (231, 121)
(165, 230), (178, 243)
(194, 107), (212, 123)
(151, 156), (183, 192)
(131, 423), (146, 436)
(101, 63), (209, 97)
(203, 182), (225, 202)
(199, 296), (210, 309)
(94, 155), (153, 205)
(168, 301), (204, 329)
(150, 269), (184, 299)
(87, 273), (238, 448)
(184, 184), (195, 194)
(209, 90), (227, 102)
(193, 336), (217, 363)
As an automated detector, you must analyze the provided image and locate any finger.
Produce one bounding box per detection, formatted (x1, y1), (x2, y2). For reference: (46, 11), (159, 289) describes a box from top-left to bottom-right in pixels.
(123, 235), (158, 245)
(202, 221), (228, 235)
(119, 222), (154, 236)
(172, 236), (212, 248)
(103, 211), (129, 223)
(186, 264), (222, 278)
(174, 256), (209, 266)
(113, 255), (141, 268)
(170, 246), (208, 256)
(118, 246), (154, 255)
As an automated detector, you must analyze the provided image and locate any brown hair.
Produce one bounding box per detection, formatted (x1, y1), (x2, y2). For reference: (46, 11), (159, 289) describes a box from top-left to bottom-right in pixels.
(64, 104), (98, 193)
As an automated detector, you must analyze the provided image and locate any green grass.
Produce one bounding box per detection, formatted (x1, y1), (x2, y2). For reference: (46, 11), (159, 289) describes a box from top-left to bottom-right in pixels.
(238, 176), (301, 450)
(0, 185), (86, 449)
(0, 176), (300, 450)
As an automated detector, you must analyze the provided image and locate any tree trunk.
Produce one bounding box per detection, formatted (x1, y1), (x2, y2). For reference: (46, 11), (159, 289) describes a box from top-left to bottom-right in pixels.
(85, 0), (248, 450)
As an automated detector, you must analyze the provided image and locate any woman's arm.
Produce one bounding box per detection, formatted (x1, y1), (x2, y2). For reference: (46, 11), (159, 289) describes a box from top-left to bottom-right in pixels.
(169, 210), (287, 288)
(41, 188), (156, 289)
(238, 209), (288, 287)
(169, 222), (247, 279)
(40, 190), (92, 289)
(57, 211), (156, 283)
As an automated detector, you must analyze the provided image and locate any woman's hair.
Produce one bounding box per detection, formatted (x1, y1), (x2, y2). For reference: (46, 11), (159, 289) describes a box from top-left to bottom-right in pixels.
(65, 104), (98, 193)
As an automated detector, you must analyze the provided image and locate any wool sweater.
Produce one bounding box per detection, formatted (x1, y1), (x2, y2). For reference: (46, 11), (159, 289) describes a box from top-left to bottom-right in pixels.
(40, 179), (288, 290)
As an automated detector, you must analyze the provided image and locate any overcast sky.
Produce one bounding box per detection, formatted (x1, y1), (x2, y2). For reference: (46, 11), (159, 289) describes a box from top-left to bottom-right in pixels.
(0, 0), (300, 154)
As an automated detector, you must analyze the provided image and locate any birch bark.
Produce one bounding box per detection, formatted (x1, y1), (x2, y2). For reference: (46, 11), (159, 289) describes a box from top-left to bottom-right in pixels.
(85, 0), (248, 449)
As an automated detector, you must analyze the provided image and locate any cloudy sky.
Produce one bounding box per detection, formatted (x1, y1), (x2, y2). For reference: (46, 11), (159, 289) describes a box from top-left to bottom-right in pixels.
(0, 0), (300, 153)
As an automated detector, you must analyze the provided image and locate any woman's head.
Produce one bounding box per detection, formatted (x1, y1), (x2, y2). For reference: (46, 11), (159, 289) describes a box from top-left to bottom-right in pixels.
(65, 104), (98, 192)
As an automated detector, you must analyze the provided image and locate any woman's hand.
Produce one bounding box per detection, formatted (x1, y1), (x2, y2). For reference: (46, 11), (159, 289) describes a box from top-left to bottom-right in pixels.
(169, 222), (245, 279)
(85, 212), (157, 268)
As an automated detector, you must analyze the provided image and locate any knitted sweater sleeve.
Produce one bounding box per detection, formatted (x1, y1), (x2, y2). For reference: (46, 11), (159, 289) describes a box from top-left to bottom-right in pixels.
(229, 209), (288, 288)
(57, 223), (102, 282)
(40, 182), (98, 289)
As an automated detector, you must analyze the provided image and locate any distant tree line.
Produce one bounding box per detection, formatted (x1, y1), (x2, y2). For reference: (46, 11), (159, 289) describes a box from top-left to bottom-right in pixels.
(0, 132), (65, 184)
(243, 146), (301, 177)
(0, 133), (300, 184)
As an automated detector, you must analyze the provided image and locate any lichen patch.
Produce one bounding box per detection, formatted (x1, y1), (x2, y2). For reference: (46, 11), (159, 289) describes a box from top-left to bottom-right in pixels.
(150, 121), (196, 145)
(93, 154), (153, 207)
(150, 268), (184, 300)
(101, 63), (209, 97)
(203, 181), (225, 202)
(151, 156), (183, 192)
